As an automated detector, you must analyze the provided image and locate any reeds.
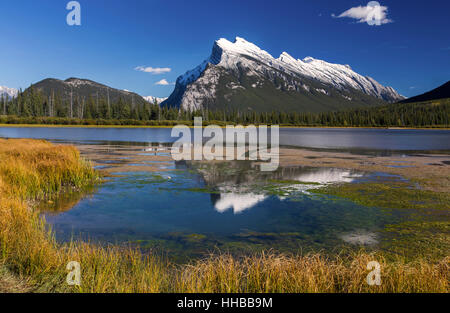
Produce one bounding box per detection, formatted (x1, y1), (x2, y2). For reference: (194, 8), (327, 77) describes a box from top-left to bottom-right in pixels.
(175, 252), (449, 293)
(0, 139), (448, 293)
(0, 139), (98, 199)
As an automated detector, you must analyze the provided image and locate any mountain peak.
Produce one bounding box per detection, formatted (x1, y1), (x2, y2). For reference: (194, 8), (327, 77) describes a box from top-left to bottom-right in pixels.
(302, 56), (315, 63)
(279, 52), (296, 63)
(65, 77), (82, 82)
(64, 78), (99, 89)
(215, 37), (274, 61)
(164, 36), (404, 111)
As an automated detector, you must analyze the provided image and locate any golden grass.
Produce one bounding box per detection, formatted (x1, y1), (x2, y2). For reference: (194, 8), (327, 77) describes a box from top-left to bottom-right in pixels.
(0, 139), (98, 199)
(0, 139), (167, 292)
(176, 253), (449, 293)
(0, 139), (448, 293)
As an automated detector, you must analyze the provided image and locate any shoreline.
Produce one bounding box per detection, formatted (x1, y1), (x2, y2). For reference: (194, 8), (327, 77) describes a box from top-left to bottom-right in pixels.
(0, 123), (449, 130)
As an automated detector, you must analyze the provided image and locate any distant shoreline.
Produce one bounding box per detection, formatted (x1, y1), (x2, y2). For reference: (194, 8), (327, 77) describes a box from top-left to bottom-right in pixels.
(0, 123), (449, 130)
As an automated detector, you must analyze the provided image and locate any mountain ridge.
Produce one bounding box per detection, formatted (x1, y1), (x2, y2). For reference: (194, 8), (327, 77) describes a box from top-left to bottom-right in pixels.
(163, 37), (404, 112)
(400, 81), (450, 104)
(25, 77), (148, 106)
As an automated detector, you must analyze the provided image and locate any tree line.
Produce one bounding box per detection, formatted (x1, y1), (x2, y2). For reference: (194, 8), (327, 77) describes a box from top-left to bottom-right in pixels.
(1, 88), (449, 127)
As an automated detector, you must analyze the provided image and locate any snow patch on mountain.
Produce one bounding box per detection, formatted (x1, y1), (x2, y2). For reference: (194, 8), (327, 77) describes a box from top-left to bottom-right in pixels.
(0, 86), (18, 99)
(316, 88), (329, 95)
(64, 78), (97, 88)
(143, 96), (168, 104)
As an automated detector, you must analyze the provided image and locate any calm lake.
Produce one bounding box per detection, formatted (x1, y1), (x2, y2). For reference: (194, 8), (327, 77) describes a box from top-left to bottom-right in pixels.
(1, 126), (450, 150)
(1, 126), (449, 261)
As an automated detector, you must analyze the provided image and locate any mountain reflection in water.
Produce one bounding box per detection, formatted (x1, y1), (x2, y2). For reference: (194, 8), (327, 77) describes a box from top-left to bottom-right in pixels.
(41, 146), (404, 260)
(179, 161), (364, 214)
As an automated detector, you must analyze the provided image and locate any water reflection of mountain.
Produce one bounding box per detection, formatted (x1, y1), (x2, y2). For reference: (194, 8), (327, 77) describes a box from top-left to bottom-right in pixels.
(177, 161), (364, 214)
(211, 191), (267, 214)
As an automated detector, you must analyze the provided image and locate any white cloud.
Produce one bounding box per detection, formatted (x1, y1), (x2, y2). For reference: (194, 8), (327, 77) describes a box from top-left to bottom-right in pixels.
(135, 66), (171, 74)
(155, 79), (174, 86)
(333, 2), (393, 26)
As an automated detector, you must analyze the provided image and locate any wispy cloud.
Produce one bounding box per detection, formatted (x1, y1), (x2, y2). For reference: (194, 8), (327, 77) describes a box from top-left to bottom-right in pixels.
(155, 79), (174, 86)
(333, 2), (393, 26)
(135, 66), (171, 74)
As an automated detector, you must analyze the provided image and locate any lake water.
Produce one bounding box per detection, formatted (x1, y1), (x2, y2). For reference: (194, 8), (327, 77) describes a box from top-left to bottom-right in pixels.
(44, 153), (401, 260)
(1, 126), (448, 261)
(1, 126), (449, 150)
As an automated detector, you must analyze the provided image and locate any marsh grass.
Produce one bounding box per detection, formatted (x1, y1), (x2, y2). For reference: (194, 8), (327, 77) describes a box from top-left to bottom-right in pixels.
(176, 252), (449, 293)
(0, 139), (448, 293)
(0, 139), (98, 199)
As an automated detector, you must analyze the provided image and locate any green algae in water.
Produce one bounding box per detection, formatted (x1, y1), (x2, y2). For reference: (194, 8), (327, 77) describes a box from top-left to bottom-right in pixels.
(312, 181), (450, 260)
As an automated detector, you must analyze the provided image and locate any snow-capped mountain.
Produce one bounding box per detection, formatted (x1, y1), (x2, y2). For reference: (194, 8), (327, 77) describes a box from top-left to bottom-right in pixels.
(163, 37), (404, 112)
(143, 96), (168, 104)
(0, 86), (18, 99)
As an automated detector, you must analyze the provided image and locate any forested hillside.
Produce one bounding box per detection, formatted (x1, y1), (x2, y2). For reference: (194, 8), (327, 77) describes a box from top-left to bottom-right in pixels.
(0, 88), (448, 128)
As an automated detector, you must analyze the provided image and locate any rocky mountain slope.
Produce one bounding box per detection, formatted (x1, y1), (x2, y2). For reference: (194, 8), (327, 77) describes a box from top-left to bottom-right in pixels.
(163, 37), (404, 112)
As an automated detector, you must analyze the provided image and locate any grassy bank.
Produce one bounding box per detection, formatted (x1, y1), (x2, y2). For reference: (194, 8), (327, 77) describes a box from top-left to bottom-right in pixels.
(0, 139), (448, 292)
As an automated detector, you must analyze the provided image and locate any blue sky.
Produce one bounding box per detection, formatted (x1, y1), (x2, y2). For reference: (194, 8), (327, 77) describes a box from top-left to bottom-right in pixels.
(0, 0), (449, 98)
